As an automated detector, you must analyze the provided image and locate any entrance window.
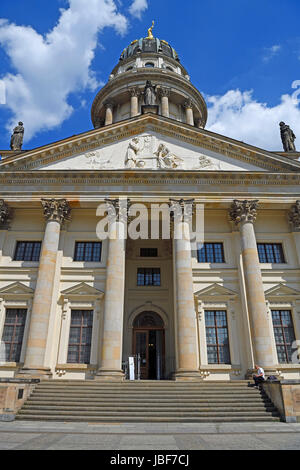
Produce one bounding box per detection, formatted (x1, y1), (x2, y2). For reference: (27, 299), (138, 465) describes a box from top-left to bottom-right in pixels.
(133, 311), (164, 328)
(271, 310), (296, 363)
(14, 241), (41, 261)
(67, 310), (93, 364)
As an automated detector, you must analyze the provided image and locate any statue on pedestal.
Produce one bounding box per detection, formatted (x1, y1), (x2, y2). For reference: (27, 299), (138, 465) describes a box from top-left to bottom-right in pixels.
(144, 80), (157, 106)
(280, 122), (296, 152)
(10, 122), (24, 151)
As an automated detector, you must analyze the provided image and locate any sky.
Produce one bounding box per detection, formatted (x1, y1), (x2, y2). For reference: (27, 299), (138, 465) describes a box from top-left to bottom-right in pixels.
(0, 0), (300, 152)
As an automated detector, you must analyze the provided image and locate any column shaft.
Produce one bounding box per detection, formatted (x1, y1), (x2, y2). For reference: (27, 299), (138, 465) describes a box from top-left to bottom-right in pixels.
(105, 104), (114, 126)
(171, 203), (200, 381)
(161, 94), (170, 118)
(97, 221), (126, 381)
(130, 93), (139, 118)
(19, 199), (70, 377)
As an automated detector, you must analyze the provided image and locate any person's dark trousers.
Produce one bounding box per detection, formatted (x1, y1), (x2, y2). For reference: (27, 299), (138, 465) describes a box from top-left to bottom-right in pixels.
(254, 376), (265, 387)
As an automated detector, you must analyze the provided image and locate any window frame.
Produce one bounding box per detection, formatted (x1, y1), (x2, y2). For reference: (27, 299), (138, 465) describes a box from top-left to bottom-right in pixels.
(67, 309), (94, 365)
(13, 241), (42, 262)
(197, 243), (225, 264)
(204, 310), (231, 365)
(257, 243), (286, 264)
(271, 309), (296, 364)
(1, 308), (27, 363)
(137, 268), (161, 287)
(74, 241), (102, 262)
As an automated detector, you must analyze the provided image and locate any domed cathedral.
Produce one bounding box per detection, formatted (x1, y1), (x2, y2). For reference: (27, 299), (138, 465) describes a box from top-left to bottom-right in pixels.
(91, 24), (207, 130)
(1, 22), (300, 409)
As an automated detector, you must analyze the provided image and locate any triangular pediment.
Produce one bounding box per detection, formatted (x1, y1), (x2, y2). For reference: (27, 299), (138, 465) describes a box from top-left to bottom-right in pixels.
(265, 283), (300, 298)
(61, 282), (104, 298)
(1, 114), (299, 174)
(194, 283), (237, 299)
(0, 282), (34, 296)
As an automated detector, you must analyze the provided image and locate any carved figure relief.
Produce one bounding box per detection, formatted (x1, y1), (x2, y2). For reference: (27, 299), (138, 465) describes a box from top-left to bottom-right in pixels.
(155, 143), (183, 169)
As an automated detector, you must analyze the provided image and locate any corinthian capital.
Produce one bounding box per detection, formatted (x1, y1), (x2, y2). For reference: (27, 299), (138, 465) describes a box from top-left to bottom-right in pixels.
(0, 200), (12, 228)
(105, 198), (131, 223)
(159, 87), (171, 98)
(229, 200), (259, 225)
(129, 87), (140, 97)
(288, 201), (300, 232)
(41, 199), (71, 225)
(169, 198), (195, 223)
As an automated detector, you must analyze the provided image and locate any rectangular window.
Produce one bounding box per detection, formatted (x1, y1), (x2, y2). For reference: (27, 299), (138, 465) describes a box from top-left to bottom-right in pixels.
(271, 310), (296, 363)
(197, 243), (225, 263)
(67, 310), (93, 364)
(74, 242), (102, 262)
(1, 309), (27, 362)
(205, 310), (231, 364)
(257, 243), (285, 263)
(137, 268), (161, 286)
(140, 248), (158, 258)
(14, 242), (41, 262)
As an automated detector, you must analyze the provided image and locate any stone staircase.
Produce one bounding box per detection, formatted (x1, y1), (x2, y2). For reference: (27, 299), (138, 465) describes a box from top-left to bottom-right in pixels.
(16, 380), (281, 423)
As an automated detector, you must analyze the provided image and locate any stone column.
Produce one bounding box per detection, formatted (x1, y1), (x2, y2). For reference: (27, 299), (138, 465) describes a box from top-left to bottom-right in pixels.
(129, 88), (140, 118)
(160, 88), (170, 118)
(184, 99), (194, 126)
(170, 199), (201, 381)
(96, 199), (127, 381)
(229, 200), (277, 370)
(19, 199), (71, 378)
(104, 102), (114, 126)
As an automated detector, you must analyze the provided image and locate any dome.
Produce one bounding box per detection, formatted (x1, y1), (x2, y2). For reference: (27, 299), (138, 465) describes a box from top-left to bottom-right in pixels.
(120, 37), (180, 63)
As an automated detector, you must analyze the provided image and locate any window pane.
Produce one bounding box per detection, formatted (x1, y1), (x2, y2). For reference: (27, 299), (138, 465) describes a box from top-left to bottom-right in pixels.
(257, 243), (285, 263)
(205, 310), (230, 364)
(14, 242), (41, 262)
(271, 310), (296, 363)
(1, 309), (27, 362)
(67, 310), (93, 364)
(74, 242), (102, 262)
(197, 243), (224, 263)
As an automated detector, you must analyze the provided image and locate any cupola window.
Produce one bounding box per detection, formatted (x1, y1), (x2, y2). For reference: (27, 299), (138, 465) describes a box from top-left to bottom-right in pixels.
(145, 62), (155, 68)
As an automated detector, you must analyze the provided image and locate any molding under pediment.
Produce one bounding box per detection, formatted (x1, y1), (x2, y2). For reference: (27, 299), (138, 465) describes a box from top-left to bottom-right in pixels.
(265, 283), (300, 299)
(0, 282), (34, 297)
(60, 282), (104, 299)
(194, 283), (238, 300)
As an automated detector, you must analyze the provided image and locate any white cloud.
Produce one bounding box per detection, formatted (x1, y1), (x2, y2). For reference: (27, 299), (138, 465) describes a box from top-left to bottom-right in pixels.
(206, 89), (300, 151)
(263, 44), (281, 62)
(129, 0), (148, 18)
(0, 0), (128, 142)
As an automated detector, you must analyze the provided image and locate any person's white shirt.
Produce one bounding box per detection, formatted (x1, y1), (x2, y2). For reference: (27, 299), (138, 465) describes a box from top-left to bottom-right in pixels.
(257, 367), (265, 379)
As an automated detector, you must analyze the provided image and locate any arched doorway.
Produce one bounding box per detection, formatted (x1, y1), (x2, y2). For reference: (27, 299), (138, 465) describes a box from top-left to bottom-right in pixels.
(132, 311), (165, 380)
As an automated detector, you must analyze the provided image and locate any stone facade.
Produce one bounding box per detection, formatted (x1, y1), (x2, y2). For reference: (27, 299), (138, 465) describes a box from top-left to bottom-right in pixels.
(0, 34), (300, 383)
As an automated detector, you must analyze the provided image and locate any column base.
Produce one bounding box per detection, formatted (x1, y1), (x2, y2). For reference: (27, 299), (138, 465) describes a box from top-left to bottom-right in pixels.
(174, 370), (203, 382)
(245, 367), (281, 380)
(95, 369), (125, 382)
(16, 367), (53, 380)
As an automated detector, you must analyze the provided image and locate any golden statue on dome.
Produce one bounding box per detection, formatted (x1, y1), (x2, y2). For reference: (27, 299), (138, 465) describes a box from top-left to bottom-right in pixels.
(146, 21), (155, 40)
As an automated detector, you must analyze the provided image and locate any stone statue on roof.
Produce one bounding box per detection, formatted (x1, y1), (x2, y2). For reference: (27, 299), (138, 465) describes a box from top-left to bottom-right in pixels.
(280, 122), (296, 152)
(10, 122), (24, 151)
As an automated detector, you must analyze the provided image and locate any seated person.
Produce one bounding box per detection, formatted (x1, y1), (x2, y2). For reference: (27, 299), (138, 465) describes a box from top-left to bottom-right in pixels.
(253, 364), (265, 388)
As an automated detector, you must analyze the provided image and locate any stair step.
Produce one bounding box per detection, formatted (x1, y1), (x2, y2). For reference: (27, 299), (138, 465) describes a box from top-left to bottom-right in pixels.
(16, 380), (280, 424)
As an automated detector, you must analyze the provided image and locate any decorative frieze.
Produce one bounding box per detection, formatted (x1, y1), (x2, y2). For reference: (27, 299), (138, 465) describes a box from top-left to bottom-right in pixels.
(41, 198), (71, 225)
(229, 199), (259, 225)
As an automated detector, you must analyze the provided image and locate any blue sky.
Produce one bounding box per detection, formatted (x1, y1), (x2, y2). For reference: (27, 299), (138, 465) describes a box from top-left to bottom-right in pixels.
(0, 0), (300, 152)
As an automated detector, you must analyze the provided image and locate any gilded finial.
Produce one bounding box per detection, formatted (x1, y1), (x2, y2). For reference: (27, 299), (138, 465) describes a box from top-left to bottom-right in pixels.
(146, 20), (155, 40)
